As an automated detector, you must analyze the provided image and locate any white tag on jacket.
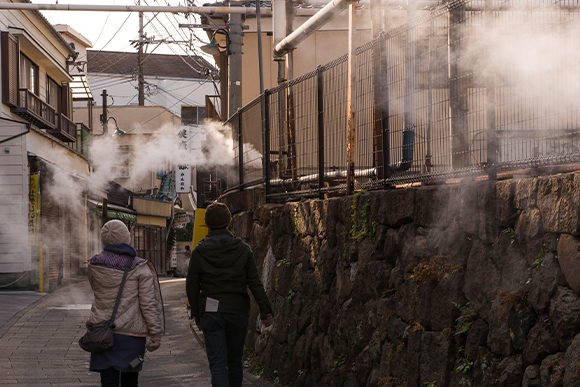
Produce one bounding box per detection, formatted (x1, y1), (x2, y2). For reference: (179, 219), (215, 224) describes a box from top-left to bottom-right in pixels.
(205, 297), (219, 312)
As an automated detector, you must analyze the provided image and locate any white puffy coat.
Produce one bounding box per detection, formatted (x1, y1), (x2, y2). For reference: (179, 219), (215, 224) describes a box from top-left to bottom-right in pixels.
(87, 258), (164, 338)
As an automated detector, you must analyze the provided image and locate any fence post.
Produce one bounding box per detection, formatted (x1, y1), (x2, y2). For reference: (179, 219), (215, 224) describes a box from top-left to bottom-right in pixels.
(238, 108), (244, 190)
(449, 2), (469, 168)
(380, 32), (391, 187)
(372, 36), (384, 182)
(346, 2), (357, 195)
(485, 0), (497, 181)
(263, 91), (271, 201)
(317, 65), (325, 199)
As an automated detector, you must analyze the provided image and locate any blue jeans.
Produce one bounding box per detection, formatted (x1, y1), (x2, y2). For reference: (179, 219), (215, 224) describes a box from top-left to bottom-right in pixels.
(200, 312), (249, 387)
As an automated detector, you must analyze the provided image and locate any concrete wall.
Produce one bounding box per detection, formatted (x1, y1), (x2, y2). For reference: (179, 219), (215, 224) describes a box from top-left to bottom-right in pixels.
(224, 172), (580, 387)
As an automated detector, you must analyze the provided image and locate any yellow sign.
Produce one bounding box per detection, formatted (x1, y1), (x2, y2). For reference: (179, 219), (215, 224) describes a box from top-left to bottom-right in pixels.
(28, 174), (40, 246)
(192, 208), (208, 248)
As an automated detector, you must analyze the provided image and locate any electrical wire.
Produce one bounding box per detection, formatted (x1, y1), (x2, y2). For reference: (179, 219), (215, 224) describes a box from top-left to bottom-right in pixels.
(77, 12), (134, 64)
(138, 0), (219, 87)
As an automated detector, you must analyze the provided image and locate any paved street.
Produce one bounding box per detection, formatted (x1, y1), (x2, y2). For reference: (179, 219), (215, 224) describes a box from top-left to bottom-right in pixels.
(0, 276), (269, 387)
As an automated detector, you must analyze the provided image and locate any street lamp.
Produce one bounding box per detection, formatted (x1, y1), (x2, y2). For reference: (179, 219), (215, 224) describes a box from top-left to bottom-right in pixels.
(200, 28), (230, 56)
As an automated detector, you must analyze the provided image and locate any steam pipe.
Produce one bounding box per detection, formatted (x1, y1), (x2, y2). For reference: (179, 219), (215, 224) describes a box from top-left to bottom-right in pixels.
(274, 0), (350, 58)
(0, 3), (260, 15)
(301, 0), (442, 6)
(269, 167), (376, 186)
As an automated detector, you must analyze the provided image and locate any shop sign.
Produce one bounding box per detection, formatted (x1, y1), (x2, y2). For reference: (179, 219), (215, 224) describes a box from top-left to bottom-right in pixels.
(28, 173), (40, 246)
(175, 165), (191, 193)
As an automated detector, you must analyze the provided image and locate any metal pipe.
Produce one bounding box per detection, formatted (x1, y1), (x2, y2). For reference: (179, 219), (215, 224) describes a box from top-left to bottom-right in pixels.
(302, 0), (442, 6)
(0, 3), (259, 14)
(274, 0), (350, 58)
(269, 168), (376, 186)
(272, 0), (286, 58)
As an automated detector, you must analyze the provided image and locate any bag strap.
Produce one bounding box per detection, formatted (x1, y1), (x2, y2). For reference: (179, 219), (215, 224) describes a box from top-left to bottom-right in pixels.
(109, 256), (135, 325)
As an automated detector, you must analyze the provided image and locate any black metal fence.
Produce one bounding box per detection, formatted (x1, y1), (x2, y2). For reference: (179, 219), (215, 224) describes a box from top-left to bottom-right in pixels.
(227, 0), (580, 200)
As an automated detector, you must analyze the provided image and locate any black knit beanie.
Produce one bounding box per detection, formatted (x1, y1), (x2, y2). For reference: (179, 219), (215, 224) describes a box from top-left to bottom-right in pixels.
(204, 202), (232, 229)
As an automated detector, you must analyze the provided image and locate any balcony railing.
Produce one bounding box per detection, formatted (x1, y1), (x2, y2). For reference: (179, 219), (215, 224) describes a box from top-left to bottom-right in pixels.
(47, 113), (76, 143)
(13, 89), (56, 129)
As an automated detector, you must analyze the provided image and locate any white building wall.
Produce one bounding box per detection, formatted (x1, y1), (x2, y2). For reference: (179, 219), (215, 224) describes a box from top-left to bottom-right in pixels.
(88, 74), (218, 118)
(0, 122), (31, 273)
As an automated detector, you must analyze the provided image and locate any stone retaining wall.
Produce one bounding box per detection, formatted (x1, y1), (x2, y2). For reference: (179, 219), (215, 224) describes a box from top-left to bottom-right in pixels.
(222, 172), (580, 387)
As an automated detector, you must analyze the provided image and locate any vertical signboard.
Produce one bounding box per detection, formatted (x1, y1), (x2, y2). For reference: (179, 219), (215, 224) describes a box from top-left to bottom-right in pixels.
(175, 164), (191, 193)
(177, 126), (190, 151)
(28, 173), (40, 246)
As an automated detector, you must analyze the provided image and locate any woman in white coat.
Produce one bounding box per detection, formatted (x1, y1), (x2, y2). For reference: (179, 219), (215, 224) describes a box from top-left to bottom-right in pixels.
(87, 220), (164, 387)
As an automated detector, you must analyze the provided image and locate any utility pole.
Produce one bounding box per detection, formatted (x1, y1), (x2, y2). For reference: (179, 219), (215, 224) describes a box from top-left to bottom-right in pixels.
(228, 1), (243, 118)
(101, 89), (108, 134)
(138, 1), (145, 106)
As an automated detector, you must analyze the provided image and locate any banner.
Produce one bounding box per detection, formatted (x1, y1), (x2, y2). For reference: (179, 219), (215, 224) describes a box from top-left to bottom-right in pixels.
(28, 173), (40, 246)
(175, 164), (191, 193)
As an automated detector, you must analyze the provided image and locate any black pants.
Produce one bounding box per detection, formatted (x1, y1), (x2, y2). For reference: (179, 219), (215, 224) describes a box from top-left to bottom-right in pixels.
(100, 368), (139, 387)
(200, 312), (249, 387)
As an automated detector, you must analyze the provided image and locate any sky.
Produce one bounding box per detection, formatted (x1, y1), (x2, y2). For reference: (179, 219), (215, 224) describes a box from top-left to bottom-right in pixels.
(31, 0), (212, 59)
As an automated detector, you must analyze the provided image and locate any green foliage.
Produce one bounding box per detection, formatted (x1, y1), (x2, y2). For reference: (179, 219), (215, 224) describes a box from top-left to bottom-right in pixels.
(273, 370), (280, 386)
(427, 383), (438, 387)
(455, 347), (474, 374)
(501, 227), (516, 244)
(454, 302), (477, 336)
(527, 246), (549, 284)
(175, 220), (194, 242)
(243, 346), (252, 369)
(167, 223), (176, 257)
(293, 207), (302, 237)
(350, 192), (379, 245)
(254, 363), (265, 377)
(277, 258), (291, 267)
(286, 290), (296, 303)
(331, 354), (346, 374)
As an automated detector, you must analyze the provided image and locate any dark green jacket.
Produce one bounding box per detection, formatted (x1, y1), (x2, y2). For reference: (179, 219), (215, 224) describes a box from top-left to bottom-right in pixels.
(186, 229), (273, 320)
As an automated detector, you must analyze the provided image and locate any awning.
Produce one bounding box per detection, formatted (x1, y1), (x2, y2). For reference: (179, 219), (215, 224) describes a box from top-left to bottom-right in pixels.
(95, 208), (137, 223)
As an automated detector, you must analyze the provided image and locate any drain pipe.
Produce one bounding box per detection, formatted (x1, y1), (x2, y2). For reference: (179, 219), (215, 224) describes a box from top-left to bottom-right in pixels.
(274, 0), (350, 58)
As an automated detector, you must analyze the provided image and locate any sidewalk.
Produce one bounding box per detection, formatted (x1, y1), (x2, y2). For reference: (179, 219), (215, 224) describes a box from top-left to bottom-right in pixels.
(0, 276), (271, 387)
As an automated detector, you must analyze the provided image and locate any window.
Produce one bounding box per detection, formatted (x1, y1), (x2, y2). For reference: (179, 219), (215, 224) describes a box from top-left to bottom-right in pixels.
(1, 32), (19, 107)
(181, 106), (206, 126)
(20, 54), (38, 95)
(46, 76), (61, 112)
(115, 147), (131, 179)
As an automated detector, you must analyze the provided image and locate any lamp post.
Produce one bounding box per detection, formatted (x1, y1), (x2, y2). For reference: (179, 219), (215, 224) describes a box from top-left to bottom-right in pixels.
(200, 28), (230, 56)
(201, 28), (230, 122)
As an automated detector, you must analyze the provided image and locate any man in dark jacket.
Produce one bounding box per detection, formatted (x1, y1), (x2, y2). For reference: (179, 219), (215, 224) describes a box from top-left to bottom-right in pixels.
(186, 201), (274, 387)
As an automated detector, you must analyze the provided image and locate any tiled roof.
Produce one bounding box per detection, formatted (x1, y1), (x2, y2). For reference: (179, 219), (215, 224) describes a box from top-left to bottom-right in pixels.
(87, 50), (215, 80)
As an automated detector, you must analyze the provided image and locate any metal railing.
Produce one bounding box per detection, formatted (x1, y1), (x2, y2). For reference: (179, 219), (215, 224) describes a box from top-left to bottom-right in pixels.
(50, 113), (77, 142)
(15, 89), (56, 129)
(227, 0), (580, 199)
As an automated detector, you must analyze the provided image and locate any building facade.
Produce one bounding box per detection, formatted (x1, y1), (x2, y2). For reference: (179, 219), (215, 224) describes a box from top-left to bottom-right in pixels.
(0, 8), (99, 288)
